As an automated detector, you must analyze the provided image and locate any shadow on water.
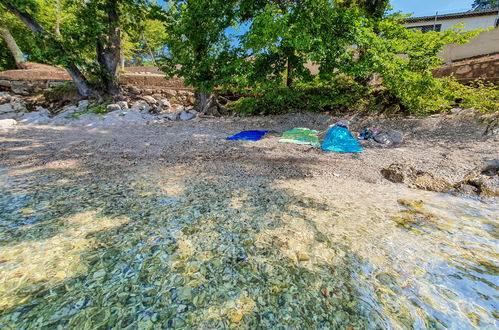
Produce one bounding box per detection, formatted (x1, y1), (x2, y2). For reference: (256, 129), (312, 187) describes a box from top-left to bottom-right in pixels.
(0, 156), (387, 328)
(0, 126), (497, 328)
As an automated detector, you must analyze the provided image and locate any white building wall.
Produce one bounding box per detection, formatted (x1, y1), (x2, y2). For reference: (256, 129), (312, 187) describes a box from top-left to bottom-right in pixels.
(405, 15), (497, 31)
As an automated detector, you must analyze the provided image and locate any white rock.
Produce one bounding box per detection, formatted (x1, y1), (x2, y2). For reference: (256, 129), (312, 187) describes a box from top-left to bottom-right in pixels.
(130, 100), (151, 112)
(107, 104), (122, 112)
(0, 92), (10, 98)
(141, 95), (157, 105)
(0, 119), (17, 130)
(179, 110), (196, 121)
(117, 101), (129, 110)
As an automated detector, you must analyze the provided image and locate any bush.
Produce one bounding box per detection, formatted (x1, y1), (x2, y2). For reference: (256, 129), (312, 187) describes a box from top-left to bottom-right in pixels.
(450, 80), (499, 113)
(229, 78), (369, 115)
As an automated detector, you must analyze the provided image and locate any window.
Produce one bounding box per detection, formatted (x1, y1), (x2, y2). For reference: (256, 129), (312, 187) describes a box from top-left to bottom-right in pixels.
(408, 24), (442, 33)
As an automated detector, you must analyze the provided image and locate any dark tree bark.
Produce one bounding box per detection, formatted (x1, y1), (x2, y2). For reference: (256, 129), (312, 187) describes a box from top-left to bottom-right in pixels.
(96, 0), (121, 95)
(194, 92), (227, 116)
(0, 26), (25, 68)
(1, 0), (93, 97)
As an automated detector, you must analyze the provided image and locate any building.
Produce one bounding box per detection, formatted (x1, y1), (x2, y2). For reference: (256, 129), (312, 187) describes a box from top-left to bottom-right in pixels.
(404, 9), (499, 64)
(404, 8), (499, 32)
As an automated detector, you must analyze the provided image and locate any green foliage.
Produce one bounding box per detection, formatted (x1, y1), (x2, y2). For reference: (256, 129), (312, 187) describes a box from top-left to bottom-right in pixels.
(230, 78), (369, 115)
(450, 80), (499, 113)
(0, 36), (16, 71)
(43, 82), (79, 103)
(358, 16), (482, 114)
(471, 0), (499, 10)
(69, 102), (110, 118)
(159, 0), (243, 93)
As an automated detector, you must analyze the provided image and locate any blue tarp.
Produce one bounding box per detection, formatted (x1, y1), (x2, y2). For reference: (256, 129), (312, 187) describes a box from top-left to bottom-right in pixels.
(227, 130), (268, 141)
(322, 125), (363, 153)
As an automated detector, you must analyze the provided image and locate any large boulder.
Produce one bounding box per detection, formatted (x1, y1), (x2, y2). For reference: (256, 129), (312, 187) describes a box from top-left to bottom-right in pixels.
(381, 163), (416, 184)
(480, 176), (499, 197)
(381, 163), (452, 193)
(78, 100), (89, 109)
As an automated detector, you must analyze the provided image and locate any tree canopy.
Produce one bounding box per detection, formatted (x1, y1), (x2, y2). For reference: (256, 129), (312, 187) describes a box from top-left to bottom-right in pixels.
(472, 0), (499, 10)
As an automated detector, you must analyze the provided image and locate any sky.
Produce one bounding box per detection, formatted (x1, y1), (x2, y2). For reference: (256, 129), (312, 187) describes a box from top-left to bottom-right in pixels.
(390, 0), (475, 17)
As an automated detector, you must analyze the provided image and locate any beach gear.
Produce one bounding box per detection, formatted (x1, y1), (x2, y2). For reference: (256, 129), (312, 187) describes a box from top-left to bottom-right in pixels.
(358, 128), (381, 140)
(227, 130), (267, 141)
(322, 125), (363, 153)
(279, 128), (320, 146)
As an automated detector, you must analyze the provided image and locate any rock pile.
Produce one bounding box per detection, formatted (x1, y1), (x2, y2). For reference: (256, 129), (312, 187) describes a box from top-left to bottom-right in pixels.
(0, 92), (28, 119)
(0, 90), (200, 129)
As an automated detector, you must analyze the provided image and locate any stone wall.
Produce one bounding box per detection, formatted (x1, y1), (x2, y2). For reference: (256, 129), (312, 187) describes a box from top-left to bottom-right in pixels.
(433, 53), (499, 83)
(0, 65), (189, 95)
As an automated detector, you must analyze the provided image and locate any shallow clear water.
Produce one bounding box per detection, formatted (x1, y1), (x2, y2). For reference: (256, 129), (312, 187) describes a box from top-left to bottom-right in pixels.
(0, 165), (497, 329)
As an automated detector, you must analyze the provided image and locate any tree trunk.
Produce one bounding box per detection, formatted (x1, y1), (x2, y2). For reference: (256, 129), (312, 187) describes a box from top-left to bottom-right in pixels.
(96, 0), (121, 95)
(0, 27), (25, 68)
(284, 47), (297, 87)
(142, 33), (157, 66)
(55, 0), (61, 38)
(2, 0), (93, 97)
(286, 56), (293, 87)
(194, 92), (226, 116)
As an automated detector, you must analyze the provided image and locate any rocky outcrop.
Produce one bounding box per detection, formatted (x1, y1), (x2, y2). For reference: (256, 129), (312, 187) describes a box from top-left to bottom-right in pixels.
(382, 160), (499, 197)
(454, 159), (499, 197)
(381, 164), (452, 193)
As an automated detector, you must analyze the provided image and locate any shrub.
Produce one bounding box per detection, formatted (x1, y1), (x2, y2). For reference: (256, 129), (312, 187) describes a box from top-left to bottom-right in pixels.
(450, 80), (499, 113)
(229, 78), (369, 115)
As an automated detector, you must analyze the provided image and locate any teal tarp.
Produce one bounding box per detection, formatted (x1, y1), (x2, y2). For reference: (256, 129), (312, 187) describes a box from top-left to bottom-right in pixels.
(322, 125), (363, 153)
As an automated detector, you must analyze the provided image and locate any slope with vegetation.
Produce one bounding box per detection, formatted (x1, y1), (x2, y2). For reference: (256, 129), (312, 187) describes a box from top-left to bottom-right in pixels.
(0, 0), (497, 116)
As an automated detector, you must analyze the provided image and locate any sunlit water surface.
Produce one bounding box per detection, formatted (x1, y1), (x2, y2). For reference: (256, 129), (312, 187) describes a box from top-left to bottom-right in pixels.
(0, 165), (497, 329)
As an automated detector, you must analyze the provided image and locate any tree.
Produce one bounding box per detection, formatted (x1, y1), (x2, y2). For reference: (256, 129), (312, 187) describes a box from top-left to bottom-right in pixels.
(0, 25), (26, 68)
(160, 0), (243, 115)
(1, 0), (152, 96)
(472, 0), (499, 10)
(0, 0), (94, 96)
